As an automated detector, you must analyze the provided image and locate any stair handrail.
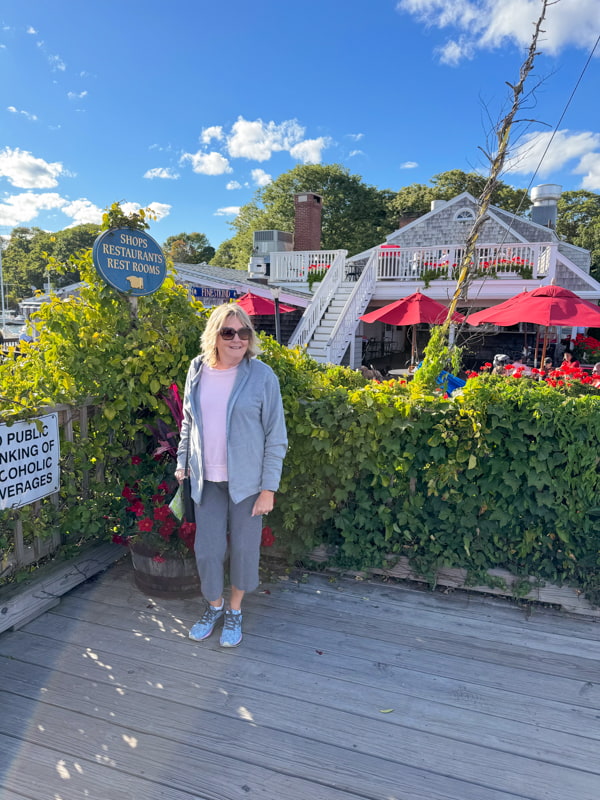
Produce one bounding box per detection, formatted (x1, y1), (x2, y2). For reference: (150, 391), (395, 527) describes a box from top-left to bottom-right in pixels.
(287, 249), (348, 348)
(325, 249), (378, 364)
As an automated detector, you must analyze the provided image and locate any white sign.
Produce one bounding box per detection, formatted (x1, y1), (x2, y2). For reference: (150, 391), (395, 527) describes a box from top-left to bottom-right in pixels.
(0, 414), (60, 509)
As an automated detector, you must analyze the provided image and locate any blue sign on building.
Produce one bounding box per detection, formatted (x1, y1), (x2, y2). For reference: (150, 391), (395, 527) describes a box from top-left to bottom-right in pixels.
(92, 228), (167, 296)
(191, 287), (239, 300)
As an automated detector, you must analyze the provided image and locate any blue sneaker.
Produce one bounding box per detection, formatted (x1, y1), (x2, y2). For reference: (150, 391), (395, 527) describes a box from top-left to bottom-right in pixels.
(220, 610), (243, 647)
(189, 604), (224, 641)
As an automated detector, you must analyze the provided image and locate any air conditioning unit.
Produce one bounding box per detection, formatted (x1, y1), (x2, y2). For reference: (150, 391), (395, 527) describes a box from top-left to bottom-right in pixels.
(252, 230), (293, 256)
(248, 256), (267, 279)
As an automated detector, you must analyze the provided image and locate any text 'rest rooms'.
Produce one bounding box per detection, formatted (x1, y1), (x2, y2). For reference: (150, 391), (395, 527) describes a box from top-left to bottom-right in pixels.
(101, 232), (164, 274)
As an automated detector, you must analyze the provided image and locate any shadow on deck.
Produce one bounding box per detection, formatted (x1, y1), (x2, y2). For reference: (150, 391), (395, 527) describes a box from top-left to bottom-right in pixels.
(1, 559), (599, 800)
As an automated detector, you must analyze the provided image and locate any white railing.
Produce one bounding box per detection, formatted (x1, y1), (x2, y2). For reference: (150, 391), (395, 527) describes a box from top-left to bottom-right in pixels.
(375, 242), (557, 281)
(287, 250), (348, 349)
(325, 250), (377, 364)
(270, 249), (347, 282)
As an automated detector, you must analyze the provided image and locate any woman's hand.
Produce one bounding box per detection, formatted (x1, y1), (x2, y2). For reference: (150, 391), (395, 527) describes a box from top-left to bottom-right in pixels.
(252, 490), (275, 517)
(174, 468), (187, 485)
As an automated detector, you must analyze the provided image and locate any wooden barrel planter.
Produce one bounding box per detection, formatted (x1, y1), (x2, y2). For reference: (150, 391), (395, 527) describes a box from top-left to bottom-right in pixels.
(130, 543), (201, 598)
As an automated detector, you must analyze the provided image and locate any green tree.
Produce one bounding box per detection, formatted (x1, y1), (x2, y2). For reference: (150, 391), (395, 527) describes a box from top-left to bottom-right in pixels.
(163, 232), (215, 264)
(556, 190), (600, 282)
(389, 169), (531, 221)
(1, 223), (100, 304)
(213, 164), (397, 269)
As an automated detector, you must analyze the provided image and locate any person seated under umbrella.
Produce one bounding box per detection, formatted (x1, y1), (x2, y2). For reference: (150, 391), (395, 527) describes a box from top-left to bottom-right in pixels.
(561, 351), (580, 370)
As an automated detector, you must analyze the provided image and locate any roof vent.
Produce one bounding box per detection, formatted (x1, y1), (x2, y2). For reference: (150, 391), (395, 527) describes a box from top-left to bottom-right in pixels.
(530, 184), (561, 229)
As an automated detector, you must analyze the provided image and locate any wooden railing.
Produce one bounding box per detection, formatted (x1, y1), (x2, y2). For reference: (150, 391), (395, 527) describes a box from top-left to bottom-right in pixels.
(287, 250), (348, 349)
(374, 242), (557, 281)
(1, 401), (99, 581)
(270, 249), (347, 283)
(325, 249), (378, 365)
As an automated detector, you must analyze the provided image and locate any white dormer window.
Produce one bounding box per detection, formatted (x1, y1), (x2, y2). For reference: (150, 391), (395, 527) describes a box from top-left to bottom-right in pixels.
(454, 208), (476, 221)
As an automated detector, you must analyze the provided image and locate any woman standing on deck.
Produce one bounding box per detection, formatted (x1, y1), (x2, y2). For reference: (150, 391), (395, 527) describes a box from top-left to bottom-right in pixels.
(176, 304), (287, 647)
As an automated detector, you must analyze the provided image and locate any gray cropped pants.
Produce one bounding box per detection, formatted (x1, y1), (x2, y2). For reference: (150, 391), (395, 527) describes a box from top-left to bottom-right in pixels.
(193, 481), (262, 602)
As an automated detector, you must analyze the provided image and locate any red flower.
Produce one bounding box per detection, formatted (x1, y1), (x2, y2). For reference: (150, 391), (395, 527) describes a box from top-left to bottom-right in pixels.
(153, 504), (172, 521)
(121, 485), (137, 501)
(152, 555), (166, 563)
(157, 481), (169, 492)
(126, 499), (145, 517)
(179, 521), (196, 550)
(131, 455), (142, 465)
(158, 519), (176, 540)
(137, 517), (154, 532)
(261, 526), (275, 547)
(112, 534), (130, 546)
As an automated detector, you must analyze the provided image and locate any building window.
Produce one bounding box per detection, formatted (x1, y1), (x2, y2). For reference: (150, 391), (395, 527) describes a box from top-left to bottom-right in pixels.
(454, 208), (476, 221)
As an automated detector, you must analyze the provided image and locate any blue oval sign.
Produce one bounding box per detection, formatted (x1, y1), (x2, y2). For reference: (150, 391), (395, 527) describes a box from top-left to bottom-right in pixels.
(92, 228), (167, 296)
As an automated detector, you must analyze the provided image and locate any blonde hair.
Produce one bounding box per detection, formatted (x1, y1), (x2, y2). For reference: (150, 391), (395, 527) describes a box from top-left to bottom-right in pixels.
(201, 303), (260, 367)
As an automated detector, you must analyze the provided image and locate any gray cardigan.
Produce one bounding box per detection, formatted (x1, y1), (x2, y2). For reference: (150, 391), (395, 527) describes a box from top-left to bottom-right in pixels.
(176, 356), (288, 504)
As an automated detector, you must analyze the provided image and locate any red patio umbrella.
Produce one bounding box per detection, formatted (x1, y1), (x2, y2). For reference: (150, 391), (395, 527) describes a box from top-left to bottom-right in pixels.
(360, 292), (464, 364)
(466, 285), (600, 328)
(466, 285), (600, 364)
(235, 292), (296, 315)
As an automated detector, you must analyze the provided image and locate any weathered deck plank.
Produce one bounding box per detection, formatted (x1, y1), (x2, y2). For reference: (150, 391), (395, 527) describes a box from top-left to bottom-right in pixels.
(1, 559), (599, 800)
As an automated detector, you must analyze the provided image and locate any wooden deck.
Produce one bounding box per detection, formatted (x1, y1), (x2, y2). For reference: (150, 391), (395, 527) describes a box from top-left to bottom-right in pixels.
(1, 559), (600, 800)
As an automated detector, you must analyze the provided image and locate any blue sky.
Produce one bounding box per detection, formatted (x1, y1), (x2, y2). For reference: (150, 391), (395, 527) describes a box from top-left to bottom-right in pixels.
(1, 0), (599, 251)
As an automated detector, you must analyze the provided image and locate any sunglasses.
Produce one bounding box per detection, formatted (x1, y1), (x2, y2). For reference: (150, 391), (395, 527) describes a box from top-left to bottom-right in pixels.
(219, 326), (252, 341)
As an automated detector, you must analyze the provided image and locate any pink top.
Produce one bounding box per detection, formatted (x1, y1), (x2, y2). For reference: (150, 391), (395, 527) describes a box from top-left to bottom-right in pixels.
(198, 364), (238, 482)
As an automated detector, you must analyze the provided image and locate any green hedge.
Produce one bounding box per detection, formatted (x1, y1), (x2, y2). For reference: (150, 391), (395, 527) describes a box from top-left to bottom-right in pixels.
(261, 340), (600, 604)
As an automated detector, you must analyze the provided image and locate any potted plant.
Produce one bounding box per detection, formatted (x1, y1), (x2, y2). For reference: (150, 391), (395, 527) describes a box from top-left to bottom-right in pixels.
(307, 264), (330, 291)
(111, 384), (201, 597)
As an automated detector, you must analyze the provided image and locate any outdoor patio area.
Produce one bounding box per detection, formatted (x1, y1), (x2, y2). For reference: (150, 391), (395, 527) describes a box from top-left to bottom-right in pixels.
(1, 559), (599, 800)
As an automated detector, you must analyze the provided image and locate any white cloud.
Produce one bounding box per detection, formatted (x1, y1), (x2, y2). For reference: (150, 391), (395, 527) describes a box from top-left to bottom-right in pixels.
(214, 206), (240, 216)
(0, 192), (65, 226)
(349, 150), (364, 158)
(397, 0), (600, 63)
(505, 129), (600, 176)
(117, 201), (171, 222)
(226, 180), (242, 190)
(573, 152), (600, 192)
(289, 137), (331, 164)
(201, 125), (224, 144)
(61, 198), (103, 225)
(146, 202), (171, 221)
(181, 150), (232, 175)
(438, 37), (474, 65)
(7, 106), (38, 121)
(67, 90), (87, 100)
(26, 26), (37, 34)
(144, 167), (179, 180)
(347, 133), (364, 141)
(48, 54), (66, 71)
(0, 147), (63, 188)
(400, 161), (419, 169)
(251, 168), (272, 187)
(227, 117), (306, 162)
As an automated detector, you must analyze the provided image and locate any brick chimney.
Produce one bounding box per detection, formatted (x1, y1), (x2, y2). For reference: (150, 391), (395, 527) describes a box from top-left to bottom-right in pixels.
(293, 192), (322, 251)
